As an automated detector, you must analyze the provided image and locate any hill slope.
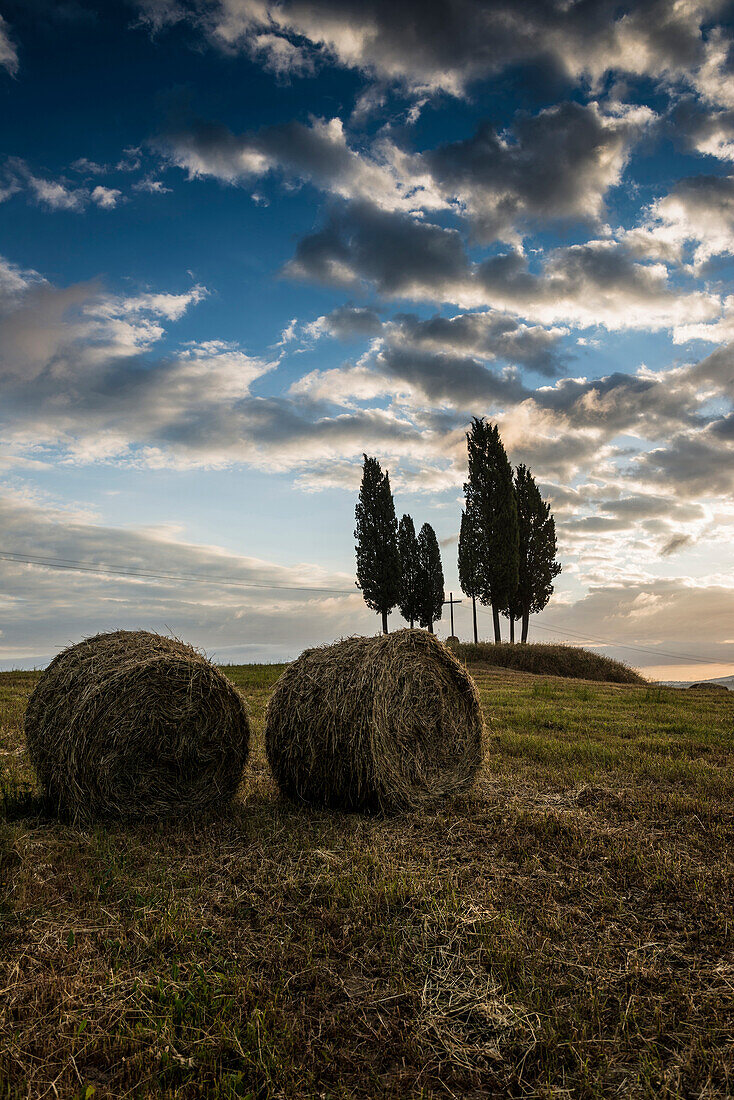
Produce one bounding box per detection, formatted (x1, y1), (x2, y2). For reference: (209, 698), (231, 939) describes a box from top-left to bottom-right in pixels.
(456, 641), (645, 683)
(663, 675), (734, 691)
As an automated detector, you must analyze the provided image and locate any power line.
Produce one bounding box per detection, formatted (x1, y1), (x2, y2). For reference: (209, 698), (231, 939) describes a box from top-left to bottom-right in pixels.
(0, 550), (357, 596)
(0, 548), (722, 667)
(529, 619), (715, 666)
(474, 605), (717, 666)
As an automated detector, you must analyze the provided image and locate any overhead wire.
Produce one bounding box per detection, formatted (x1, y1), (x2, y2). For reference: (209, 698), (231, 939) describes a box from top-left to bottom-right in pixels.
(0, 548), (721, 667)
(474, 605), (717, 666)
(0, 550), (357, 595)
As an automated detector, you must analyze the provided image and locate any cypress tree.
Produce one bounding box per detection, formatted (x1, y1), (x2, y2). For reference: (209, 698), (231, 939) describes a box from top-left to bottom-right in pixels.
(354, 454), (401, 634)
(513, 464), (562, 642)
(397, 514), (420, 628)
(463, 418), (519, 643)
(457, 507), (481, 644)
(416, 523), (444, 633)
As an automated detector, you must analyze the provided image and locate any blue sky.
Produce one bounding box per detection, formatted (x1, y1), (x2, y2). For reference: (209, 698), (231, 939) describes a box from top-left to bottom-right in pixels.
(1, 0), (733, 677)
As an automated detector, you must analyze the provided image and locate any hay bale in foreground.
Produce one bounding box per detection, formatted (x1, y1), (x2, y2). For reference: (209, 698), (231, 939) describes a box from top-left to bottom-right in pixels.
(265, 629), (483, 812)
(25, 630), (250, 824)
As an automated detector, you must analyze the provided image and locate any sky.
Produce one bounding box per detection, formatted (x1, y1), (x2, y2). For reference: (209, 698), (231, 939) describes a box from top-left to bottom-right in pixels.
(0, 0), (733, 678)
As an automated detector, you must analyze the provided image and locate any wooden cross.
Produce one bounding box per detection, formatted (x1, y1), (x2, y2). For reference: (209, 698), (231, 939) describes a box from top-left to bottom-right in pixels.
(443, 591), (463, 636)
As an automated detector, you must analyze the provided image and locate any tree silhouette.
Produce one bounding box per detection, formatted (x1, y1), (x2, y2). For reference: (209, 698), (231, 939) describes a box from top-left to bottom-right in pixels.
(354, 454), (400, 634)
(457, 507), (481, 644)
(463, 418), (518, 642)
(397, 514), (420, 628)
(512, 464), (561, 642)
(416, 522), (444, 633)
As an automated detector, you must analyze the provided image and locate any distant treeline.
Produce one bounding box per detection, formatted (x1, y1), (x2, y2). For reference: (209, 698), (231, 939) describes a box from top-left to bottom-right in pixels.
(355, 417), (561, 643)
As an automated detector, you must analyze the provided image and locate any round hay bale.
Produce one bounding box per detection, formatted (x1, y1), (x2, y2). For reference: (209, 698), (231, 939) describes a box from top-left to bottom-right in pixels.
(25, 630), (250, 824)
(445, 635), (460, 652)
(265, 629), (483, 812)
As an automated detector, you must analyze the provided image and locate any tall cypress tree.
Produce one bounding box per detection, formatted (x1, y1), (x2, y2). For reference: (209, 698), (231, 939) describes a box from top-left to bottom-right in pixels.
(397, 514), (420, 628)
(457, 507), (481, 644)
(416, 523), (444, 633)
(513, 464), (562, 642)
(354, 454), (401, 634)
(463, 418), (519, 643)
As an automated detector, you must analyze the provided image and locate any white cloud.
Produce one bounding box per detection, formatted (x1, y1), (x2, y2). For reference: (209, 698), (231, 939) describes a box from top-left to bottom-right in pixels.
(3, 159), (127, 213)
(26, 173), (86, 211)
(159, 114), (445, 213)
(132, 177), (172, 194)
(91, 185), (123, 208)
(250, 31), (314, 76)
(620, 174), (734, 273)
(0, 262), (209, 384)
(0, 15), (18, 76)
(70, 157), (109, 175)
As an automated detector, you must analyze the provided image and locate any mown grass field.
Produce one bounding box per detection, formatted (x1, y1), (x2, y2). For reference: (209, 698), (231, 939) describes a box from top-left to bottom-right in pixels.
(1, 661), (733, 1098)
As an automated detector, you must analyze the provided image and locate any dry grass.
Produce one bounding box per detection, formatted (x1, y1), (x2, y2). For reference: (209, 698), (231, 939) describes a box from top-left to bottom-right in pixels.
(1, 659), (732, 1098)
(24, 631), (251, 825)
(456, 642), (645, 684)
(266, 630), (483, 811)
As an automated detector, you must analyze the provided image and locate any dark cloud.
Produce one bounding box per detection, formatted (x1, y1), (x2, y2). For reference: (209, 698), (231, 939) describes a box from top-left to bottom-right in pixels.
(668, 97), (734, 161)
(426, 101), (650, 241)
(375, 345), (529, 407)
(661, 533), (693, 555)
(536, 372), (662, 430)
(604, 495), (703, 522)
(285, 203), (470, 297)
(682, 342), (734, 392)
(637, 427), (734, 494)
(135, 0), (733, 104)
(388, 310), (566, 376)
(479, 242), (689, 315)
(711, 410), (734, 438)
(310, 305), (383, 340)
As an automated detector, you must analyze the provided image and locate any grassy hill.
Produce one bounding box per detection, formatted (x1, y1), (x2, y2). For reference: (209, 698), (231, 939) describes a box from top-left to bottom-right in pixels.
(455, 641), (645, 683)
(1, 661), (733, 1098)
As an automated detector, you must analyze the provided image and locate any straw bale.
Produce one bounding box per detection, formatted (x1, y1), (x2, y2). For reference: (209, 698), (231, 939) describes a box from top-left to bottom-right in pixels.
(24, 630), (250, 824)
(265, 629), (483, 811)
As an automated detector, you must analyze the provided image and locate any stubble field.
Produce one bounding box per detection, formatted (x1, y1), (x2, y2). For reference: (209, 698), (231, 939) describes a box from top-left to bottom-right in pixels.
(1, 660), (733, 1098)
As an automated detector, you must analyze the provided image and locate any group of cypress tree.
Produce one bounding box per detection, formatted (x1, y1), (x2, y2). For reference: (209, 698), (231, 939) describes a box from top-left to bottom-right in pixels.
(355, 420), (560, 642)
(458, 417), (561, 643)
(355, 455), (445, 634)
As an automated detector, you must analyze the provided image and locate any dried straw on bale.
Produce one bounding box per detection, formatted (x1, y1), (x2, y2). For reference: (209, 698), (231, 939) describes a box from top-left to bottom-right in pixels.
(265, 629), (483, 812)
(25, 630), (250, 824)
